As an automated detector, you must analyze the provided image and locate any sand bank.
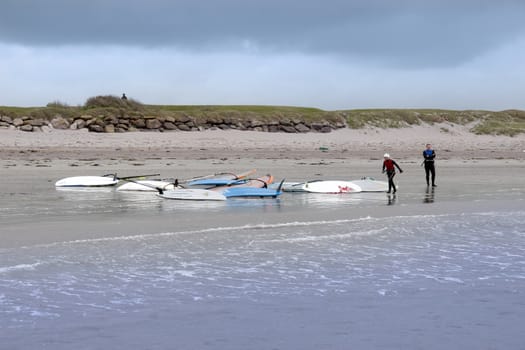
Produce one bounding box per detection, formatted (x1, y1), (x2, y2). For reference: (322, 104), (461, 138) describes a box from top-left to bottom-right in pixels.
(1, 124), (524, 163)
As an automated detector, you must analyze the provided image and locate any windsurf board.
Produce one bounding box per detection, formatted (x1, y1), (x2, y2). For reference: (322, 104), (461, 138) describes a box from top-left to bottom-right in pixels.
(158, 188), (227, 201)
(55, 176), (119, 187)
(302, 180), (362, 193)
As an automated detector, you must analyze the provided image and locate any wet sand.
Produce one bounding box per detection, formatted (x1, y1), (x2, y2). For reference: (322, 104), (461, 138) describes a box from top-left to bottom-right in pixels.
(1, 155), (524, 249)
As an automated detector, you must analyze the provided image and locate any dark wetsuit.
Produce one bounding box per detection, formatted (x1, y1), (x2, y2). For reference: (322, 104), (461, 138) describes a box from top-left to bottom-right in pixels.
(423, 149), (436, 186)
(382, 159), (403, 193)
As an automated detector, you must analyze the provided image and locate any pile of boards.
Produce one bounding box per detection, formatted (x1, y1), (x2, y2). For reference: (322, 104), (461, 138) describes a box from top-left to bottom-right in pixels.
(55, 171), (388, 201)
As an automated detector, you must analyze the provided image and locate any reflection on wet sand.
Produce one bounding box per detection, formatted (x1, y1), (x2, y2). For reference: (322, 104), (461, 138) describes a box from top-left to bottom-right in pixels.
(387, 193), (397, 206)
(423, 187), (435, 204)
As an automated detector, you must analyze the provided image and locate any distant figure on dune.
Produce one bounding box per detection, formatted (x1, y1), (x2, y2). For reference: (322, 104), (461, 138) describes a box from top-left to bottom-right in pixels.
(121, 93), (127, 100)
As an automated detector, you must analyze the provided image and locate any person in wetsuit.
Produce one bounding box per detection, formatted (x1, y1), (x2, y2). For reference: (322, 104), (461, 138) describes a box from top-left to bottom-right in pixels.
(382, 153), (403, 194)
(423, 143), (436, 187)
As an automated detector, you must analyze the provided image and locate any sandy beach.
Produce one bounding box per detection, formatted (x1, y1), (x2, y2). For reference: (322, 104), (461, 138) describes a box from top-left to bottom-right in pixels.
(1, 124), (524, 163)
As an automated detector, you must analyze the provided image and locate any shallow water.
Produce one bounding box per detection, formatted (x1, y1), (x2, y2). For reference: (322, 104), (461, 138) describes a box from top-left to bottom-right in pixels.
(1, 164), (525, 349)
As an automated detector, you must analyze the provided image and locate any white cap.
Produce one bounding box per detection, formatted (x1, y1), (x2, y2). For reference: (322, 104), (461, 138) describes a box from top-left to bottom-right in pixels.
(383, 153), (390, 158)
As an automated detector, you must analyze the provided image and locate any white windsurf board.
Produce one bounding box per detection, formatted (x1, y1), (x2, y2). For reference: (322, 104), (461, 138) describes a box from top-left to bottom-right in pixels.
(302, 180), (362, 193)
(55, 176), (119, 187)
(350, 178), (389, 192)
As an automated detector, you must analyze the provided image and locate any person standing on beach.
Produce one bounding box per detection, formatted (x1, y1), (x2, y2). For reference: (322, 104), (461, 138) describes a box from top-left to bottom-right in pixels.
(382, 153), (403, 194)
(423, 143), (437, 187)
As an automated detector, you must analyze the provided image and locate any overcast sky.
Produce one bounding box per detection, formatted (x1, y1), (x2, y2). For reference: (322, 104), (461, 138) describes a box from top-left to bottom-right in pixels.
(1, 0), (524, 110)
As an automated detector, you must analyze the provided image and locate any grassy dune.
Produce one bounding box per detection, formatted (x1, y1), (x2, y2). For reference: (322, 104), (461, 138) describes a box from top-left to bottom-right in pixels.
(1, 96), (524, 136)
(343, 109), (525, 136)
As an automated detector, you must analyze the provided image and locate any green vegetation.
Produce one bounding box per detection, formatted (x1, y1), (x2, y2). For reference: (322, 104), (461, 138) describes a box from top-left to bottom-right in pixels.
(0, 104), (78, 120)
(85, 95), (143, 110)
(151, 104), (332, 124)
(470, 110), (525, 136)
(343, 109), (482, 128)
(342, 109), (524, 136)
(1, 96), (524, 136)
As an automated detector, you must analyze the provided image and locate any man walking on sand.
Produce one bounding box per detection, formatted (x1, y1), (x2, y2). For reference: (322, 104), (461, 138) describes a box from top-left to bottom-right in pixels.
(382, 153), (403, 194)
(423, 143), (437, 187)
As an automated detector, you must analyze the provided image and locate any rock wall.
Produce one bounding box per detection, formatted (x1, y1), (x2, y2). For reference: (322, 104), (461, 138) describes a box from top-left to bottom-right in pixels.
(0, 114), (346, 133)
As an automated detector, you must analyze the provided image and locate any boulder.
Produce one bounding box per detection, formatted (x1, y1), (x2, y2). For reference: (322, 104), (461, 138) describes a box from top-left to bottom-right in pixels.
(334, 121), (346, 129)
(280, 125), (297, 133)
(185, 120), (196, 128)
(132, 118), (146, 128)
(249, 119), (264, 127)
(176, 114), (192, 123)
(103, 115), (119, 125)
(268, 125), (279, 132)
(116, 123), (129, 131)
(310, 123), (326, 132)
(295, 123), (311, 133)
(146, 118), (162, 129)
(163, 121), (177, 130)
(30, 119), (45, 126)
(70, 119), (87, 130)
(51, 116), (70, 129)
(1, 115), (13, 123)
(88, 124), (104, 132)
(20, 124), (33, 132)
(177, 124), (191, 131)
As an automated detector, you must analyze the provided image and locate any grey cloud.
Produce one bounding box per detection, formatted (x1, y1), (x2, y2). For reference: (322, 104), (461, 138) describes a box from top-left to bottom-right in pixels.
(1, 0), (524, 67)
